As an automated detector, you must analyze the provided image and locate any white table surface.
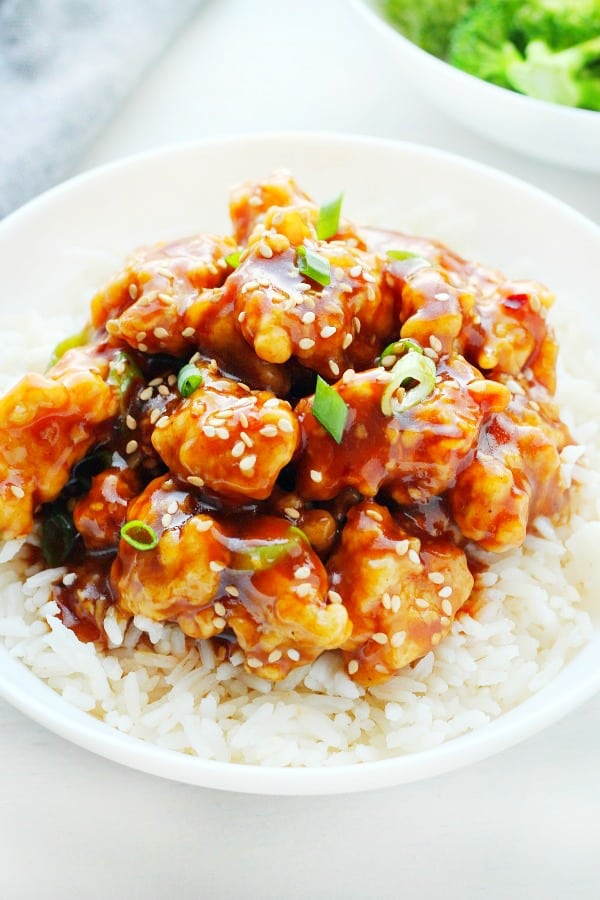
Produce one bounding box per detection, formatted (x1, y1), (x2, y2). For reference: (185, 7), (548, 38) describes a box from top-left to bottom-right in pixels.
(2, 2), (599, 897)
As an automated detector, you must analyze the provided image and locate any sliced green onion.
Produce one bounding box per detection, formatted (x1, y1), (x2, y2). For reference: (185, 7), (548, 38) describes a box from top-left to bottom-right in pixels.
(48, 326), (92, 368)
(41, 505), (77, 566)
(380, 338), (424, 361)
(386, 249), (431, 273)
(313, 375), (349, 444)
(177, 363), (204, 398)
(316, 193), (343, 241)
(107, 352), (142, 416)
(381, 352), (436, 417)
(225, 250), (242, 269)
(231, 525), (308, 572)
(297, 245), (331, 287)
(120, 520), (159, 551)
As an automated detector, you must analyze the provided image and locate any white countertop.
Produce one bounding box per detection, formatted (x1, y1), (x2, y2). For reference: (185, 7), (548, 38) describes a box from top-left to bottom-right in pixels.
(2, 2), (599, 897)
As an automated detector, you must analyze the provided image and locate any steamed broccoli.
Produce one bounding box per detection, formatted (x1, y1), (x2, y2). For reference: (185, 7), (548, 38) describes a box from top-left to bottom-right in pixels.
(378, 0), (476, 58)
(449, 0), (600, 110)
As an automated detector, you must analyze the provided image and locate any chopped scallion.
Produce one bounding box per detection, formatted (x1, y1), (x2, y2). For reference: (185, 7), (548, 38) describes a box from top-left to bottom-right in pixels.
(231, 526), (308, 572)
(386, 249), (431, 273)
(107, 352), (143, 416)
(225, 250), (242, 269)
(177, 363), (204, 398)
(380, 338), (424, 362)
(48, 326), (92, 369)
(120, 520), (159, 551)
(297, 245), (331, 287)
(381, 351), (436, 416)
(316, 193), (343, 240)
(313, 375), (349, 443)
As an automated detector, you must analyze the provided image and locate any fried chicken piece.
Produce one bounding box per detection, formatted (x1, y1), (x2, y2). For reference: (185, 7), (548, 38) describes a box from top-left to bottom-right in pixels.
(328, 502), (474, 685)
(112, 476), (231, 640)
(295, 355), (510, 504)
(225, 517), (351, 681)
(73, 465), (141, 551)
(230, 169), (318, 245)
(151, 361), (299, 501)
(223, 230), (395, 378)
(448, 386), (572, 552)
(0, 348), (119, 539)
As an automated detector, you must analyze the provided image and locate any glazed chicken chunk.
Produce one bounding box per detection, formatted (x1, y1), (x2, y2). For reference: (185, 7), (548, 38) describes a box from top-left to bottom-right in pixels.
(151, 361), (299, 500)
(0, 348), (119, 539)
(295, 354), (510, 504)
(328, 502), (474, 685)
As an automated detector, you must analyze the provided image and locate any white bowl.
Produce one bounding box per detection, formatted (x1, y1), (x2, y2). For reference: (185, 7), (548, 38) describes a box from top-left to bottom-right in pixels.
(353, 0), (600, 172)
(0, 133), (599, 794)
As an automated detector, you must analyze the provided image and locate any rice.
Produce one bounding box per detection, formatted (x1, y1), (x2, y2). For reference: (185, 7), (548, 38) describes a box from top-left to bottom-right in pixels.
(0, 305), (598, 766)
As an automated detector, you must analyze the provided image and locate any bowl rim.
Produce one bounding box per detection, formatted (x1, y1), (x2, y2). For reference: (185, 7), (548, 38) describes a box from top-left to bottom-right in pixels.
(1, 131), (599, 795)
(352, 0), (600, 122)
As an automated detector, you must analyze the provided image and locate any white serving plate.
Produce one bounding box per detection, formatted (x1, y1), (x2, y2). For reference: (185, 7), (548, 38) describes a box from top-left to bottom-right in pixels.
(0, 133), (599, 794)
(353, 0), (600, 172)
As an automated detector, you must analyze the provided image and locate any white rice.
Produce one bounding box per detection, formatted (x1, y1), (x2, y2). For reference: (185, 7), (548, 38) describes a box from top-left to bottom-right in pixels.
(0, 306), (598, 766)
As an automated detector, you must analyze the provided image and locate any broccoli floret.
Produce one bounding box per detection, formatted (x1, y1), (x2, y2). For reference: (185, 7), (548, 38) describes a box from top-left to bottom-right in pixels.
(378, 0), (476, 58)
(507, 36), (600, 108)
(448, 0), (600, 110)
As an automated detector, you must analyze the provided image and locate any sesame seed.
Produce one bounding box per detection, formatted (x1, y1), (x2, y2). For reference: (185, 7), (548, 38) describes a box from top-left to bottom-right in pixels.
(259, 242), (273, 258)
(161, 513), (172, 528)
(342, 333), (353, 349)
(438, 585), (453, 599)
(391, 631), (406, 648)
(150, 408), (162, 425)
(365, 508), (383, 523)
(209, 560), (225, 573)
(287, 648), (301, 662)
(247, 657), (263, 669)
(182, 327), (196, 338)
(138, 343), (149, 353)
(441, 599), (453, 616)
(225, 585), (239, 598)
(158, 384), (170, 396)
(268, 649), (282, 664)
(415, 598), (429, 609)
(428, 572), (444, 584)
(239, 411), (250, 429)
(342, 368), (355, 383)
(239, 455), (257, 473)
(372, 632), (388, 645)
(395, 540), (409, 556)
(424, 348), (438, 360)
(128, 284), (138, 300)
(320, 325), (337, 339)
(363, 271), (376, 283)
(190, 352), (201, 364)
(295, 583), (313, 597)
(259, 424), (278, 437)
(391, 595), (401, 613)
(284, 506), (301, 520)
(429, 335), (443, 353)
(237, 311), (246, 324)
(126, 415), (136, 431)
(187, 476), (205, 489)
(203, 424), (216, 438)
(347, 660), (359, 675)
(301, 311), (316, 325)
(153, 327), (169, 340)
(299, 337), (315, 351)
(195, 517), (212, 531)
(214, 602), (227, 617)
(334, 266), (345, 281)
(310, 469), (323, 483)
(329, 360), (340, 376)
(295, 565), (311, 580)
(350, 265), (362, 277)
(215, 427), (230, 440)
(408, 548), (421, 565)
(231, 441), (245, 458)
(434, 292), (450, 301)
(62, 573), (77, 587)
(10, 484), (25, 499)
(126, 440), (138, 455)
(277, 418), (294, 434)
(328, 589), (343, 605)
(166, 501), (178, 516)
(139, 387), (153, 401)
(156, 267), (172, 279)
(353, 316), (361, 333)
(148, 413), (166, 428)
(382, 593), (392, 610)
(431, 632), (441, 645)
(240, 431), (253, 447)
(264, 398), (280, 408)
(440, 616), (450, 627)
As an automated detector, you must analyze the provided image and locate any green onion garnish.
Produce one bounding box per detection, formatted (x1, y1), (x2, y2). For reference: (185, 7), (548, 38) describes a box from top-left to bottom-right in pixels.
(41, 505), (77, 566)
(231, 525), (308, 572)
(120, 520), (159, 551)
(225, 250), (242, 269)
(48, 326), (92, 368)
(380, 338), (424, 361)
(386, 249), (431, 271)
(177, 363), (204, 398)
(107, 352), (143, 416)
(381, 351), (436, 417)
(316, 193), (343, 241)
(312, 375), (349, 443)
(297, 245), (331, 287)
